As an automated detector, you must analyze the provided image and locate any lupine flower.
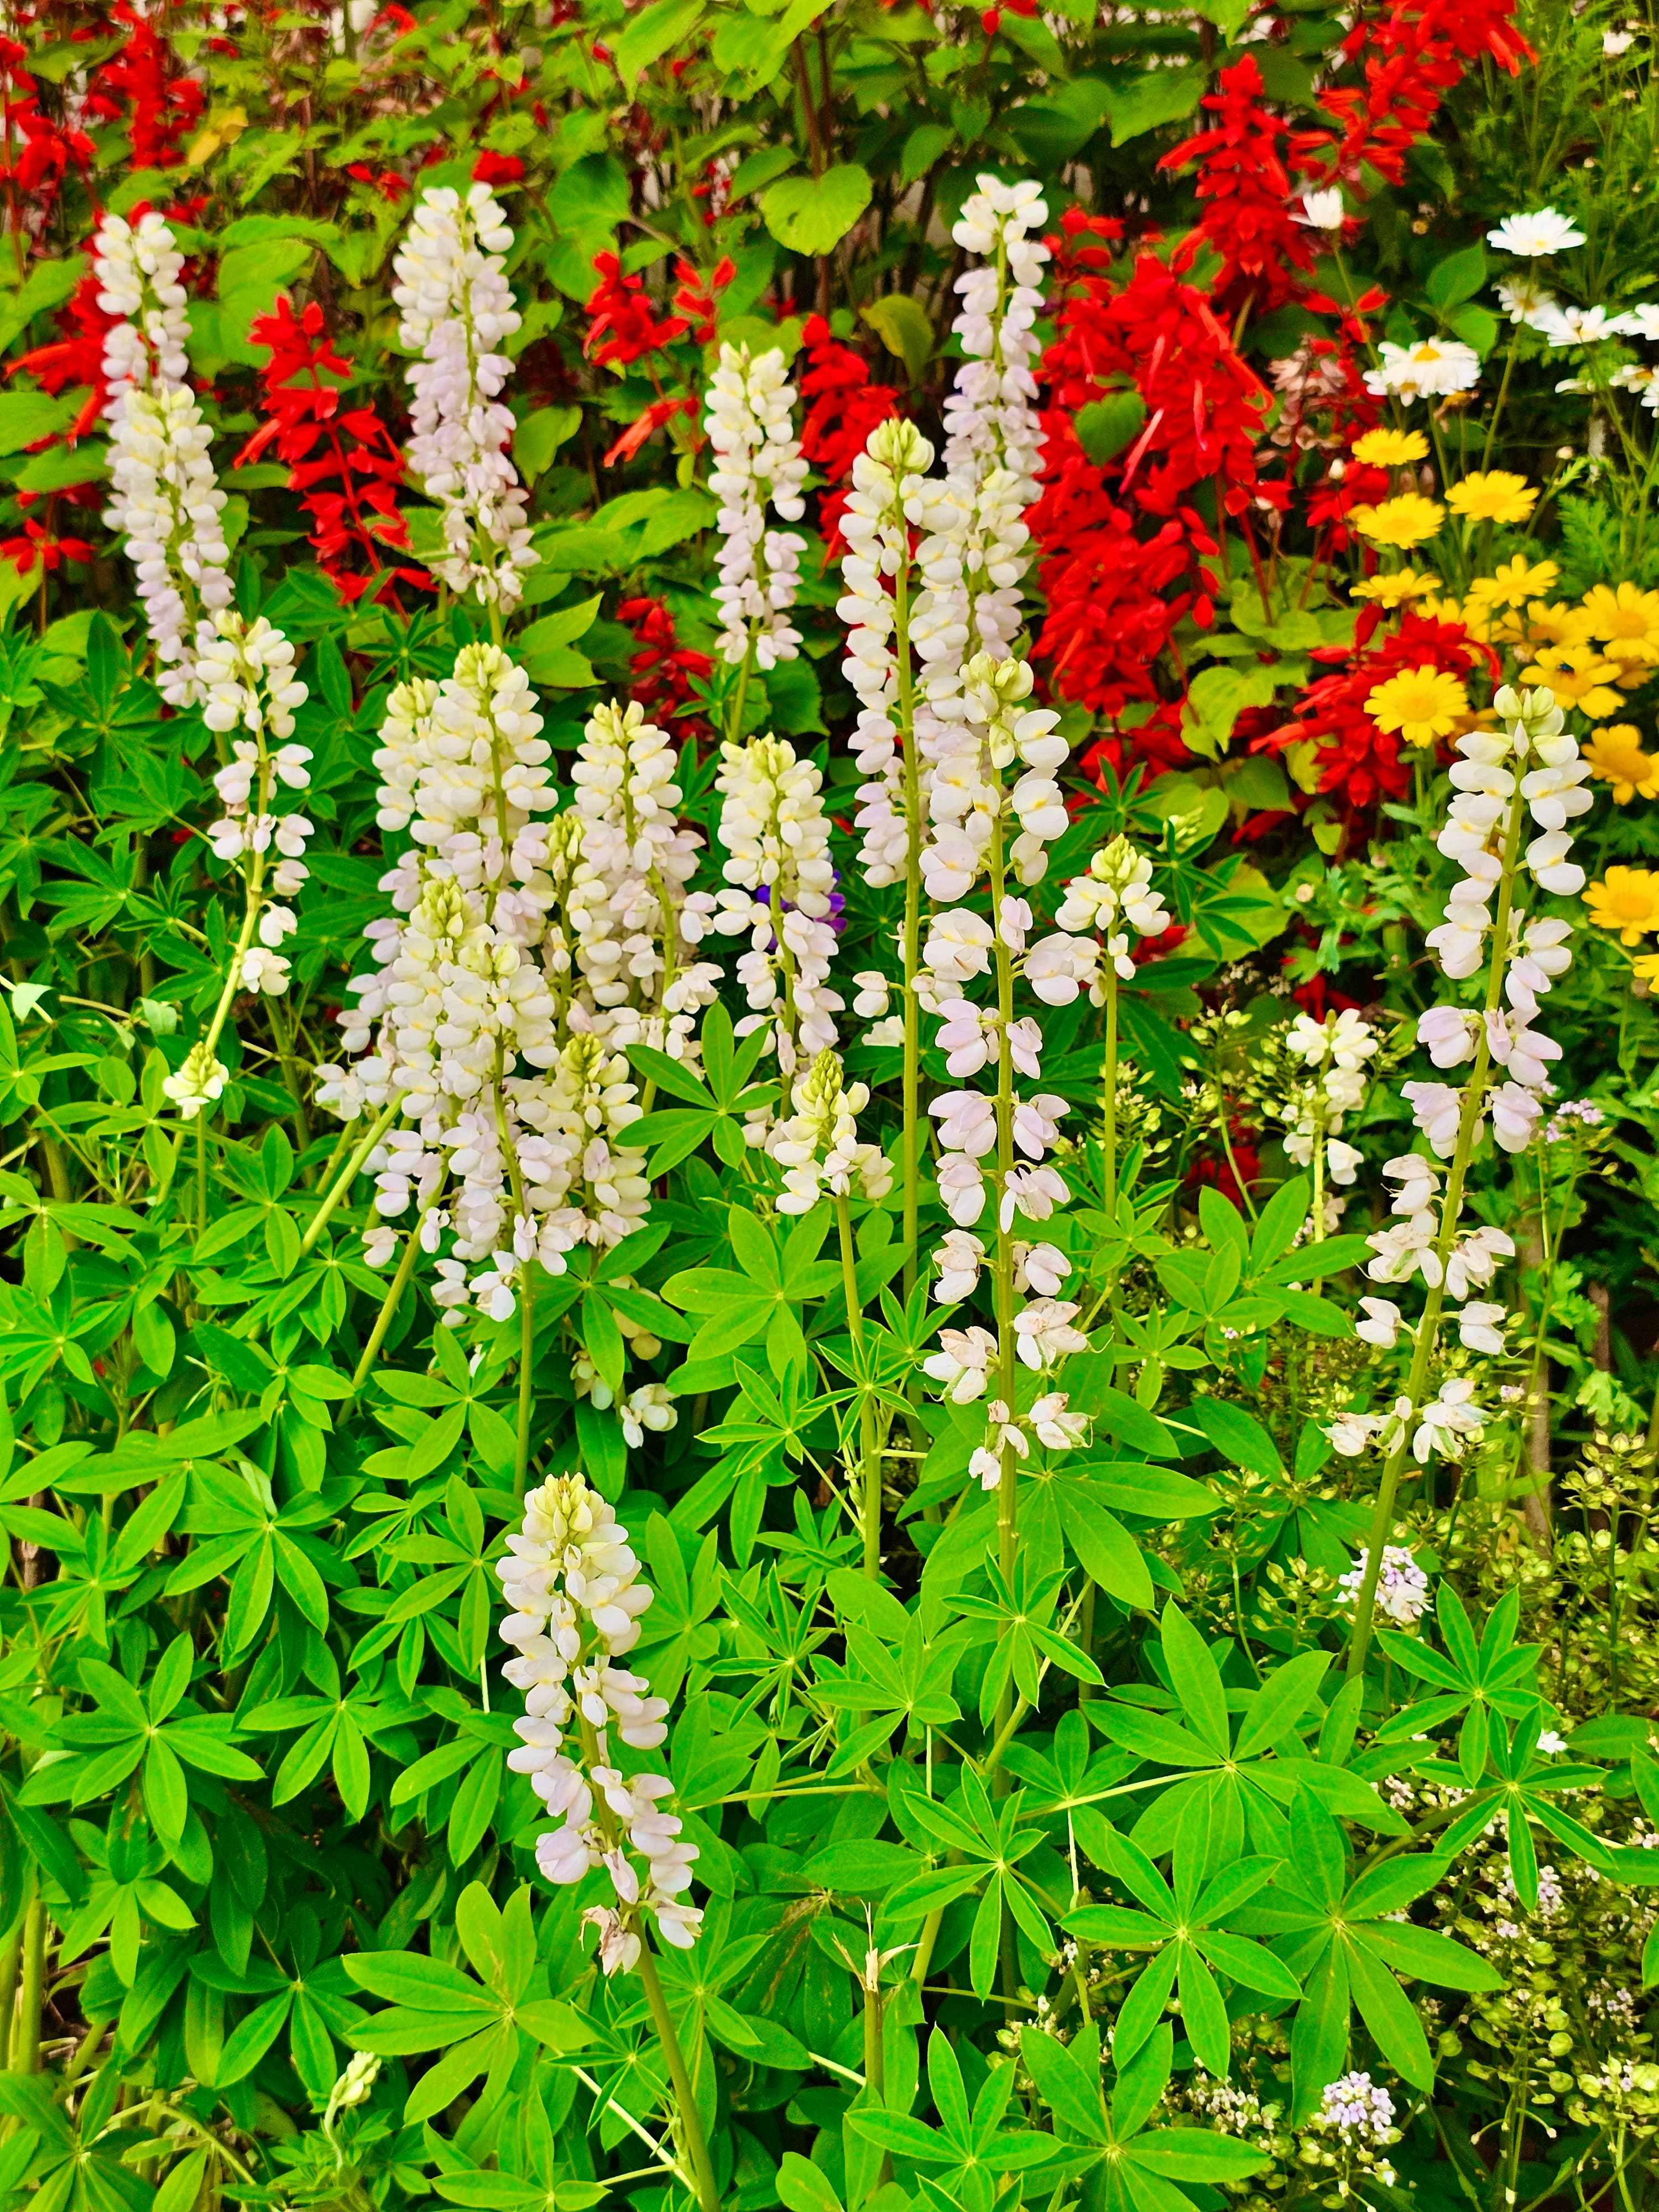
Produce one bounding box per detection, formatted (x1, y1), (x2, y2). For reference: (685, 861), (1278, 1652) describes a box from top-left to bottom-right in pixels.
(770, 1050), (892, 1215)
(393, 183), (536, 607)
(1314, 2070), (1400, 2141)
(1337, 1547), (1429, 1625)
(709, 734), (842, 1080)
(498, 1473), (701, 1968)
(704, 344), (808, 672)
(96, 210), (233, 706)
(838, 417), (936, 889)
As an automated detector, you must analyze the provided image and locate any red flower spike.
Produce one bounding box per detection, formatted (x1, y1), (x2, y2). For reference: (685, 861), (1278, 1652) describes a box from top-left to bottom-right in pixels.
(242, 295), (427, 608)
(616, 594), (712, 730)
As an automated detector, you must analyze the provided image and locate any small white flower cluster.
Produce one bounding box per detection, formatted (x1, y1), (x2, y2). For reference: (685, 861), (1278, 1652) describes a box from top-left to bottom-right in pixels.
(915, 838), (1153, 1489)
(393, 184), (537, 607)
(93, 208), (190, 404)
(201, 614), (314, 998)
(1363, 335), (1480, 404)
(498, 1472), (701, 1973)
(705, 343), (808, 672)
(942, 175), (1049, 505)
(1413, 685), (1583, 1161)
(1314, 2073), (1397, 2147)
(1337, 1543), (1430, 1625)
(770, 1050), (892, 1215)
(924, 649), (1071, 902)
(839, 419), (935, 890)
(1327, 694), (1584, 1475)
(323, 650), (654, 1319)
(1280, 1007), (1379, 1204)
(1052, 834), (1171, 986)
(560, 699), (722, 1062)
(709, 733), (843, 1082)
(95, 209), (234, 705)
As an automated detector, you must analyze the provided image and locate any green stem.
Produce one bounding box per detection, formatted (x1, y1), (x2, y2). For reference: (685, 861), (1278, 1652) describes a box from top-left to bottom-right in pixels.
(351, 1194), (440, 1391)
(11, 1896), (44, 2074)
(636, 1944), (721, 2212)
(1102, 964), (1119, 1222)
(836, 1193), (880, 1580)
(1343, 787), (1528, 1678)
(896, 555), (921, 1300)
(297, 1102), (399, 1259)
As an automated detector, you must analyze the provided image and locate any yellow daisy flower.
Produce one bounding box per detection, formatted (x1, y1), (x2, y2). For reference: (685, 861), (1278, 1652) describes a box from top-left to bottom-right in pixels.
(1585, 866), (1659, 943)
(1365, 665), (1471, 748)
(1352, 428), (1430, 467)
(1468, 555), (1562, 610)
(1581, 581), (1659, 666)
(1583, 724), (1659, 802)
(1352, 568), (1441, 607)
(1348, 493), (1446, 549)
(1415, 594), (1475, 632)
(1513, 600), (1599, 651)
(1446, 471), (1538, 525)
(1518, 643), (1627, 720)
(1633, 952), (1659, 986)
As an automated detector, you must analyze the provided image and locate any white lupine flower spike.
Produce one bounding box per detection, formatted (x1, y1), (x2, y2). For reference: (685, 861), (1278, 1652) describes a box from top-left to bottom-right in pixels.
(393, 184), (538, 607)
(1335, 688), (1580, 1671)
(498, 1472), (701, 1968)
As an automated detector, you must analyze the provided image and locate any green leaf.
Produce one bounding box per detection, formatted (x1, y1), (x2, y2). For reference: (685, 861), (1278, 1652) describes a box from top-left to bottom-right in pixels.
(1074, 390), (1147, 466)
(761, 165), (874, 255)
(612, 0), (705, 88)
(1104, 66), (1204, 144)
(860, 295), (933, 384)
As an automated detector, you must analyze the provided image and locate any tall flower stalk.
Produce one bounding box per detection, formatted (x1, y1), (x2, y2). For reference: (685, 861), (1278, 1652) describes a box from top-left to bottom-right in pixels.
(1337, 685), (1587, 1671)
(497, 1474), (714, 2212)
(95, 210), (313, 1150)
(705, 341), (808, 732)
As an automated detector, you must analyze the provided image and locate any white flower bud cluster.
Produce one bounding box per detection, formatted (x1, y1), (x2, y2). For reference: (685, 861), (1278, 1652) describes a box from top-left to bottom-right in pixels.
(1053, 834), (1171, 988)
(93, 209), (190, 404)
(838, 419), (937, 889)
(1279, 1007), (1378, 1202)
(393, 184), (537, 607)
(498, 1472), (701, 1973)
(916, 866), (1098, 1485)
(1327, 688), (1583, 1474)
(1413, 685), (1584, 1161)
(705, 343), (808, 672)
(770, 1050), (893, 1215)
(709, 733), (843, 1081)
(922, 649), (1071, 901)
(323, 651), (654, 1318)
(199, 613), (314, 997)
(943, 175), (1049, 505)
(908, 180), (1048, 842)
(560, 700), (722, 1062)
(161, 1039), (229, 1122)
(94, 210), (233, 706)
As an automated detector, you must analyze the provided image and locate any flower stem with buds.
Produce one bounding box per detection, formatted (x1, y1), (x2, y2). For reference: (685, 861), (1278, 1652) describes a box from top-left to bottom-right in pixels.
(1344, 795), (1528, 1678)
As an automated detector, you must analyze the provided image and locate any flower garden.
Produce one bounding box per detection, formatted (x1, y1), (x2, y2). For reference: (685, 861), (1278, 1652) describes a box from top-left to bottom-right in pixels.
(9, 0), (1659, 2208)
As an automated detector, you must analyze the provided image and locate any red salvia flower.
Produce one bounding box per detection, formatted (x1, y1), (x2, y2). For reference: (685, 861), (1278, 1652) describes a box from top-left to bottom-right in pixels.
(86, 4), (206, 170)
(1297, 0), (1532, 189)
(1160, 57), (1319, 315)
(472, 152), (524, 185)
(1029, 235), (1269, 743)
(584, 253), (691, 368)
(240, 295), (426, 607)
(616, 594), (712, 729)
(796, 313), (900, 549)
(670, 255), (735, 348)
(12, 264), (116, 443)
(601, 394), (696, 468)
(1, 517), (92, 573)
